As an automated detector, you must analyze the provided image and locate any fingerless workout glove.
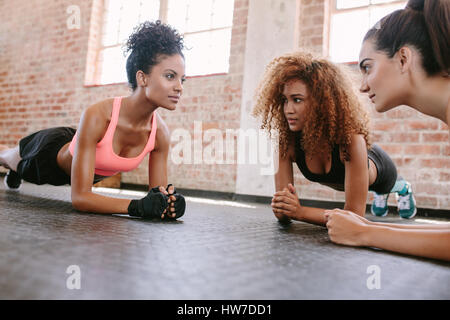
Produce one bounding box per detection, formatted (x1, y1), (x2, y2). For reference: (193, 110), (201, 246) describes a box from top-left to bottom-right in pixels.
(166, 184), (186, 219)
(127, 187), (169, 219)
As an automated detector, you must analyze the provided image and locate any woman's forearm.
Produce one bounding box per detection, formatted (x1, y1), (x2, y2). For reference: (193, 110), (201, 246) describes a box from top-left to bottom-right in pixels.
(71, 191), (131, 214)
(364, 224), (450, 261)
(368, 220), (450, 230)
(297, 206), (328, 226)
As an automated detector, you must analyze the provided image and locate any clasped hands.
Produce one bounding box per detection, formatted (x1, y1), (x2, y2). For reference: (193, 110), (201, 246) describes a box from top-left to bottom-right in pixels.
(271, 183), (370, 246)
(271, 183), (302, 220)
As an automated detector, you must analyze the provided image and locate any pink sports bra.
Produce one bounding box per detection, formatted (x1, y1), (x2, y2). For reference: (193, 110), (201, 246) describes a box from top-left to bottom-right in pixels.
(69, 96), (157, 176)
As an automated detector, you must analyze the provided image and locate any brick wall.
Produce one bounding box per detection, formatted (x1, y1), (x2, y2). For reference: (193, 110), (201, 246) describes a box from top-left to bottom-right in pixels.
(0, 0), (448, 209)
(0, 0), (130, 141)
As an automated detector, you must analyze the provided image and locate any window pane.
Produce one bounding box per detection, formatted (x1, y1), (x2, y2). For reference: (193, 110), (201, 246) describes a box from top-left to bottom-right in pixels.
(207, 28), (232, 74)
(168, 0), (234, 32)
(99, 0), (235, 84)
(167, 0), (235, 76)
(183, 28), (232, 76)
(337, 0), (405, 9)
(102, 0), (159, 48)
(139, 0), (160, 23)
(371, 0), (401, 4)
(99, 46), (128, 84)
(329, 2), (406, 62)
(118, 0), (141, 43)
(212, 0), (234, 28)
(186, 0), (213, 32)
(329, 9), (370, 62)
(369, 2), (405, 25)
(102, 0), (122, 46)
(336, 0), (369, 9)
(167, 0), (189, 33)
(100, 0), (161, 85)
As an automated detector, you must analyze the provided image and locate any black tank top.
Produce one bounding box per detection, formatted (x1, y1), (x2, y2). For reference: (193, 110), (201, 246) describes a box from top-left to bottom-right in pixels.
(294, 133), (396, 193)
(294, 132), (346, 186)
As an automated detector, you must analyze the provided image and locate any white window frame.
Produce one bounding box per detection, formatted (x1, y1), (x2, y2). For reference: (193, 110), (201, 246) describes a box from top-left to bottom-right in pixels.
(328, 0), (406, 64)
(95, 0), (235, 86)
(167, 0), (235, 77)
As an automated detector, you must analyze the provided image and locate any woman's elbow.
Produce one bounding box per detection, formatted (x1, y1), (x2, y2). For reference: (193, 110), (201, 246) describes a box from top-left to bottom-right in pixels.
(71, 192), (90, 212)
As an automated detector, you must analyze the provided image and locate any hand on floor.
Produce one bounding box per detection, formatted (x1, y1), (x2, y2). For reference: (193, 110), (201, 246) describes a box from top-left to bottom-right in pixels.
(163, 184), (185, 220)
(271, 183), (302, 220)
(324, 209), (369, 246)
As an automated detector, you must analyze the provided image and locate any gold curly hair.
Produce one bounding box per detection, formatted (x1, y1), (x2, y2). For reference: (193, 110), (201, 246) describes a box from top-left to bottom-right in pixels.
(252, 52), (371, 160)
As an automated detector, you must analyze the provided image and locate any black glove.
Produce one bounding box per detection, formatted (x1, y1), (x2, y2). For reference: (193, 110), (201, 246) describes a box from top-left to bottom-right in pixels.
(128, 186), (169, 219)
(166, 184), (186, 219)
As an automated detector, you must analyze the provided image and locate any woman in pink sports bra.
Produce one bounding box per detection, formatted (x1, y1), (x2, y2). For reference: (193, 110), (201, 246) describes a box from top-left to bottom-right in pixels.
(0, 21), (186, 220)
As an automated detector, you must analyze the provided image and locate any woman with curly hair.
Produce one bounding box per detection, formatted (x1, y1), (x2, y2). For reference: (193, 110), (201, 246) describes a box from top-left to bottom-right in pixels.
(253, 52), (415, 226)
(0, 20), (186, 220)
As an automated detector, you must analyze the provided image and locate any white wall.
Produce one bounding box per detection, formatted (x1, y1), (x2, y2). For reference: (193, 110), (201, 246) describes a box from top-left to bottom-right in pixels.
(236, 0), (298, 196)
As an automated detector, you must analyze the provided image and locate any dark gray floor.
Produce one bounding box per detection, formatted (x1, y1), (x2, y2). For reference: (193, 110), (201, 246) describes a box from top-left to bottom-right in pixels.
(0, 178), (449, 299)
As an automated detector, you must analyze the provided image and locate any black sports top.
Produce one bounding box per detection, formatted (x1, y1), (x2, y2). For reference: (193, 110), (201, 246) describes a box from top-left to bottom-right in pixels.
(294, 132), (345, 187)
(293, 132), (398, 194)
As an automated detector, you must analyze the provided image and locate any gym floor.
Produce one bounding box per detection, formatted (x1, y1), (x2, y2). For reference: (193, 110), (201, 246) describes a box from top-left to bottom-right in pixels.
(1, 177), (449, 300)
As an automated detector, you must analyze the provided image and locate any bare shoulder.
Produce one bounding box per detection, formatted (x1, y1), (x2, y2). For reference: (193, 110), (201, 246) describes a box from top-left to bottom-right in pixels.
(349, 134), (367, 151)
(154, 111), (170, 152)
(341, 134), (367, 162)
(78, 98), (114, 141)
(84, 98), (114, 120)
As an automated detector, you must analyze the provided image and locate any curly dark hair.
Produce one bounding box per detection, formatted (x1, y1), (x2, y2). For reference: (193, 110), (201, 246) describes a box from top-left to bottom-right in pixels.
(124, 20), (184, 90)
(253, 52), (371, 161)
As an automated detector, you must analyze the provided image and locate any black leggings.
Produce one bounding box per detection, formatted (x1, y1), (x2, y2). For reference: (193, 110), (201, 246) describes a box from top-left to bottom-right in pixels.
(368, 144), (397, 194)
(17, 127), (75, 185)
